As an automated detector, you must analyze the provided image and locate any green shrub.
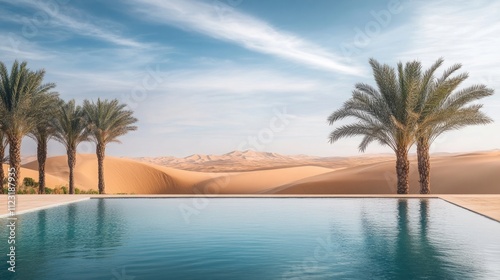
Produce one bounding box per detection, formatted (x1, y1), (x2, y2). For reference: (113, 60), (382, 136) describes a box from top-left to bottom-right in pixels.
(28, 187), (37, 194)
(23, 177), (36, 187)
(86, 189), (99, 194)
(44, 187), (53, 194)
(75, 188), (81, 194)
(61, 186), (68, 194)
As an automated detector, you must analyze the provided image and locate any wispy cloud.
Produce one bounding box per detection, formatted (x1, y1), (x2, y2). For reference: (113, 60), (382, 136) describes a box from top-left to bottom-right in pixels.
(398, 0), (500, 120)
(129, 0), (362, 75)
(127, 66), (332, 129)
(399, 0), (500, 77)
(0, 0), (148, 48)
(162, 68), (324, 94)
(0, 33), (55, 60)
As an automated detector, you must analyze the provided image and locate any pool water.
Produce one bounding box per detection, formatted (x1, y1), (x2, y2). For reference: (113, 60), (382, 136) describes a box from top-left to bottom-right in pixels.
(1, 198), (500, 279)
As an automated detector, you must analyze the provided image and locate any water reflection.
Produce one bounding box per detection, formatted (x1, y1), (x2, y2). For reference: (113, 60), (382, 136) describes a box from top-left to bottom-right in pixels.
(90, 199), (125, 255)
(0, 199), (126, 279)
(37, 210), (47, 250)
(66, 203), (77, 243)
(394, 199), (410, 277)
(1, 198), (497, 279)
(356, 199), (478, 279)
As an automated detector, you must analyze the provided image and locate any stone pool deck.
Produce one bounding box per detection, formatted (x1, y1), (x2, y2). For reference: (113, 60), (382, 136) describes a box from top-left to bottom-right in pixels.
(0, 195), (91, 218)
(0, 194), (499, 222)
(439, 195), (500, 222)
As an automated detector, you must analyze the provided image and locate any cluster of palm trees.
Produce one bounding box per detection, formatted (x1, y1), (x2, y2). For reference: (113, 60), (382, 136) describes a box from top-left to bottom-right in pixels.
(0, 60), (137, 194)
(328, 58), (494, 194)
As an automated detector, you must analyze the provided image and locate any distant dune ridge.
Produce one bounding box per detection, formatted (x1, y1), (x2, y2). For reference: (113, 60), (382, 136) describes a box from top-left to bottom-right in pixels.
(134, 150), (394, 172)
(7, 150), (499, 194)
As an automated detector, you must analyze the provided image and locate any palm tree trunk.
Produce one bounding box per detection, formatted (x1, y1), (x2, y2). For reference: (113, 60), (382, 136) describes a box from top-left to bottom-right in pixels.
(97, 143), (106, 194)
(0, 144), (4, 194)
(396, 148), (410, 194)
(417, 137), (431, 194)
(67, 149), (76, 194)
(37, 138), (47, 194)
(8, 135), (21, 188)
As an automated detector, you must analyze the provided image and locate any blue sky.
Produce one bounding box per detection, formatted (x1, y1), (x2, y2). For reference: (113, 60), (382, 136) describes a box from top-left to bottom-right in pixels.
(1, 0), (499, 157)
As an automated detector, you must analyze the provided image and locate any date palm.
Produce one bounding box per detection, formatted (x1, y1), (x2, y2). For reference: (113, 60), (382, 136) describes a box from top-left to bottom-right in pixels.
(414, 59), (494, 194)
(52, 100), (90, 194)
(0, 131), (7, 193)
(83, 98), (137, 194)
(0, 60), (56, 187)
(328, 59), (422, 194)
(29, 94), (60, 194)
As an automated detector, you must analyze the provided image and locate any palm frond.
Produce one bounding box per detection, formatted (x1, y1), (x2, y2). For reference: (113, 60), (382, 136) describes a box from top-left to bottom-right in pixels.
(52, 99), (90, 150)
(83, 98), (138, 145)
(0, 60), (56, 139)
(442, 85), (494, 109)
(415, 59), (494, 144)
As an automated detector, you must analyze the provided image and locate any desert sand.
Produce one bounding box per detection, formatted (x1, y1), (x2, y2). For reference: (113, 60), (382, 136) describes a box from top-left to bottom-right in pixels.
(2, 164), (69, 189)
(6, 150), (497, 195)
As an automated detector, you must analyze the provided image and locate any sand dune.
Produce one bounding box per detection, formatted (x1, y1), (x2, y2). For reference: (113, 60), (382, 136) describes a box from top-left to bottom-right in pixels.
(22, 154), (335, 194)
(2, 164), (68, 189)
(16, 150), (500, 195)
(22, 154), (218, 194)
(266, 151), (500, 194)
(193, 166), (335, 194)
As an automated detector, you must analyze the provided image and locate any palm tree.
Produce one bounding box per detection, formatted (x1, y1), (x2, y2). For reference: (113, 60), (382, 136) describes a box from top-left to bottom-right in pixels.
(29, 94), (60, 194)
(0, 60), (56, 187)
(52, 100), (90, 194)
(414, 59), (494, 194)
(0, 131), (7, 193)
(83, 98), (137, 194)
(328, 59), (422, 194)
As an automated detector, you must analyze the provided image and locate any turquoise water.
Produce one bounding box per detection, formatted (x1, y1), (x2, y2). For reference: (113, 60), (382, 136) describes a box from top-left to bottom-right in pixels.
(1, 198), (500, 279)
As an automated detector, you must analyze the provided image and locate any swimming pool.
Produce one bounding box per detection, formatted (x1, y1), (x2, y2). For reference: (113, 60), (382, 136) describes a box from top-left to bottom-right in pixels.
(1, 198), (499, 279)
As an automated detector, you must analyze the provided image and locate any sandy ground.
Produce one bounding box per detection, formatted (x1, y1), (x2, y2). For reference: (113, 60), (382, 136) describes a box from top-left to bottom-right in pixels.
(0, 150), (495, 195)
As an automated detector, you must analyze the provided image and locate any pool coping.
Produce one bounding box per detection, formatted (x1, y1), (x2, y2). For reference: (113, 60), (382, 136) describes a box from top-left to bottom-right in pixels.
(1, 194), (499, 222)
(438, 195), (500, 223)
(0, 196), (91, 218)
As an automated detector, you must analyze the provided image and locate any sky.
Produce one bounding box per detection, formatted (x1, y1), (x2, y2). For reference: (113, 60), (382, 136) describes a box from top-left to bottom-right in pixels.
(0, 0), (499, 158)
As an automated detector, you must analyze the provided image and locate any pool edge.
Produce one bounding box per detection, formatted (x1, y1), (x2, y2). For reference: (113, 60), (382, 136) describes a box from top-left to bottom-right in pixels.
(2, 195), (499, 222)
(439, 196), (500, 223)
(0, 196), (91, 218)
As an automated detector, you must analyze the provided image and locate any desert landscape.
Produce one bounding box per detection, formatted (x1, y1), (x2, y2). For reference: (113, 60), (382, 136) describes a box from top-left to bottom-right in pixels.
(4, 149), (498, 195)
(2, 0), (500, 279)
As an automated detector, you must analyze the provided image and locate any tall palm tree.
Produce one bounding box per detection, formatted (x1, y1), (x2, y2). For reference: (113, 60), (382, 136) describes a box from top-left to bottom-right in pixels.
(83, 98), (137, 194)
(414, 59), (494, 194)
(328, 59), (422, 194)
(0, 131), (7, 193)
(0, 60), (56, 187)
(29, 94), (60, 194)
(52, 100), (90, 194)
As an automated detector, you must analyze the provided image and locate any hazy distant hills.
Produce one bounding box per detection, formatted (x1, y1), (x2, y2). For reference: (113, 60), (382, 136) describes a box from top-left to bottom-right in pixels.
(134, 150), (394, 172)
